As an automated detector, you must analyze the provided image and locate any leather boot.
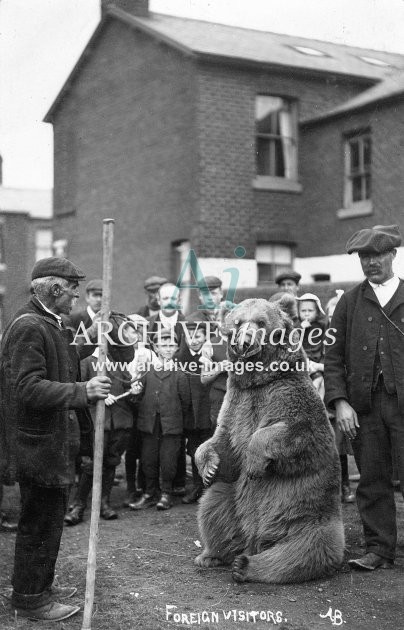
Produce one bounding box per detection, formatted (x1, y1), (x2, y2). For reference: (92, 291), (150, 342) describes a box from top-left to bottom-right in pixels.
(64, 472), (92, 525)
(100, 468), (118, 520)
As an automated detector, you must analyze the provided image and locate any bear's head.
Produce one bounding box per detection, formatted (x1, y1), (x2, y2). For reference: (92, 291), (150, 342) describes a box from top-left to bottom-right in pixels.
(222, 299), (307, 388)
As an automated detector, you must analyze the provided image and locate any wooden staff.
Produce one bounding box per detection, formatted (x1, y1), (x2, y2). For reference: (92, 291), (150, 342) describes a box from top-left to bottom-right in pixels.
(82, 219), (114, 630)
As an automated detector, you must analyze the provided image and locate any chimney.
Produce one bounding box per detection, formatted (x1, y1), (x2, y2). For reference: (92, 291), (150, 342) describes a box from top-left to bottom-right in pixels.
(101, 0), (149, 18)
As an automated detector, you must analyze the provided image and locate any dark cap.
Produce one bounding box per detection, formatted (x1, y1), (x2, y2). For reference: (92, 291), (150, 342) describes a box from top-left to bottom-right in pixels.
(85, 279), (103, 293)
(184, 315), (207, 331)
(275, 270), (301, 285)
(144, 275), (168, 291)
(200, 275), (222, 290)
(346, 224), (402, 255)
(32, 257), (86, 281)
(152, 327), (178, 344)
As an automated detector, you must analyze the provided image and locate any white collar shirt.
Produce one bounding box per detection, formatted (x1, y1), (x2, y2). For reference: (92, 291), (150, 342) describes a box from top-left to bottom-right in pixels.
(368, 275), (400, 308)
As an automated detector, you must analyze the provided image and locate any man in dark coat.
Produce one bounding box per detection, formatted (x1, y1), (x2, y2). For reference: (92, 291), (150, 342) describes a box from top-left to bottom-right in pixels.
(0, 257), (111, 622)
(188, 275), (224, 333)
(135, 275), (168, 319)
(325, 224), (404, 572)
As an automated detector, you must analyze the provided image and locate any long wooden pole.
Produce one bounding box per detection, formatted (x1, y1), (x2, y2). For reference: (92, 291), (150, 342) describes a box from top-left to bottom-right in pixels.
(82, 219), (115, 630)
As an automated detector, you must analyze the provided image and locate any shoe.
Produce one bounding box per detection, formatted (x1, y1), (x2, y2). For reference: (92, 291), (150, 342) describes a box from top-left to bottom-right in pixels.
(348, 552), (394, 571)
(14, 601), (80, 621)
(172, 486), (186, 497)
(123, 492), (138, 507)
(64, 506), (84, 526)
(392, 480), (401, 492)
(100, 498), (118, 520)
(129, 494), (157, 510)
(182, 487), (203, 504)
(0, 512), (18, 532)
(342, 486), (356, 503)
(156, 493), (173, 510)
(48, 583), (77, 599)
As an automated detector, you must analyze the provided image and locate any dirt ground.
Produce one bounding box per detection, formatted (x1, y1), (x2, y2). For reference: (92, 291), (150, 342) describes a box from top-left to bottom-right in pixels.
(1, 466), (403, 630)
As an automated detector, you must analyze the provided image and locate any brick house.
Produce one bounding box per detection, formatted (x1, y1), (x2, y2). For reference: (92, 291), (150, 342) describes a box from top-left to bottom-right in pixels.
(0, 185), (52, 329)
(44, 0), (404, 312)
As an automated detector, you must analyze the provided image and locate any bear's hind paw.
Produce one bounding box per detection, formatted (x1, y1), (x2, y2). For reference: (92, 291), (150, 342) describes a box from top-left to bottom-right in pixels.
(232, 555), (249, 582)
(195, 553), (223, 568)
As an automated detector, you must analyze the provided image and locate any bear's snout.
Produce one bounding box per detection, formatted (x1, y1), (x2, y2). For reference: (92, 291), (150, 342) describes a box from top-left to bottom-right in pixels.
(230, 321), (264, 358)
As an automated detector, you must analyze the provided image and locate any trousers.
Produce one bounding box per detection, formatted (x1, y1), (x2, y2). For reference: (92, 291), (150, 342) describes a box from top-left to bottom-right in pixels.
(352, 380), (404, 559)
(11, 483), (69, 609)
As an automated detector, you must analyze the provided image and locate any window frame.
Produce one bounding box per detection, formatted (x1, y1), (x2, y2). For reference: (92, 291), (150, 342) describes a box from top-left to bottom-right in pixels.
(338, 129), (373, 219)
(253, 95), (301, 193)
(255, 242), (294, 284)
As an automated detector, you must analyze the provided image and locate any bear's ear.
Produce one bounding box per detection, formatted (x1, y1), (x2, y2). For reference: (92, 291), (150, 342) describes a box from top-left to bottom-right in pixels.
(268, 292), (298, 323)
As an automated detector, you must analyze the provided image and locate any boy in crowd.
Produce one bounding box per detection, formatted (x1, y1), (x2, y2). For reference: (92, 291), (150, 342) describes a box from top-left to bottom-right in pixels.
(130, 328), (190, 511)
(176, 316), (212, 504)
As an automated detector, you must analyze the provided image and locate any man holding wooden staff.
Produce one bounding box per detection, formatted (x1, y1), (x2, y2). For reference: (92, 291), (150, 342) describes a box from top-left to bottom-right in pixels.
(0, 257), (111, 622)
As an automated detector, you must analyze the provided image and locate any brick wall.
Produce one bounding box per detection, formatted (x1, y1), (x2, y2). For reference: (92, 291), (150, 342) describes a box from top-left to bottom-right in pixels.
(194, 61), (369, 258)
(53, 19), (199, 313)
(299, 99), (404, 256)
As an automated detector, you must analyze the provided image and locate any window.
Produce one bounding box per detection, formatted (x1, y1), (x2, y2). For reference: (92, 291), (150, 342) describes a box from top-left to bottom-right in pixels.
(0, 222), (5, 265)
(254, 96), (300, 192)
(35, 228), (53, 261)
(256, 243), (293, 283)
(339, 131), (372, 218)
(53, 239), (68, 258)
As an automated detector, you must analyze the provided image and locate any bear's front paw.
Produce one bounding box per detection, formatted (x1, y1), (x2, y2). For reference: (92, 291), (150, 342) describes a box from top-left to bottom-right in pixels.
(232, 555), (249, 582)
(195, 444), (220, 487)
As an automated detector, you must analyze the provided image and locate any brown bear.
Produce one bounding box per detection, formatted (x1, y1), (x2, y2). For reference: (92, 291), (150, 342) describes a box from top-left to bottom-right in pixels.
(195, 298), (344, 584)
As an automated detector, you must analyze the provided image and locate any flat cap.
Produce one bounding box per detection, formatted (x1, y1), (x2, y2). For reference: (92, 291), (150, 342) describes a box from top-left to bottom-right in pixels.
(346, 224), (401, 255)
(200, 275), (222, 290)
(144, 275), (168, 291)
(275, 270), (301, 285)
(152, 327), (178, 343)
(85, 278), (103, 293)
(32, 257), (86, 281)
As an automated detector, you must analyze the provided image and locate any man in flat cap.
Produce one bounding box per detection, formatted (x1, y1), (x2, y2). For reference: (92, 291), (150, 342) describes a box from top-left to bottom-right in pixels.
(0, 257), (111, 621)
(275, 270), (301, 296)
(136, 275), (168, 319)
(65, 278), (103, 332)
(325, 224), (404, 571)
(188, 275), (224, 330)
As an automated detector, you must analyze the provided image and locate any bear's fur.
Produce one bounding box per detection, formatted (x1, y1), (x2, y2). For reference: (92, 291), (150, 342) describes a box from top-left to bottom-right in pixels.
(195, 299), (344, 584)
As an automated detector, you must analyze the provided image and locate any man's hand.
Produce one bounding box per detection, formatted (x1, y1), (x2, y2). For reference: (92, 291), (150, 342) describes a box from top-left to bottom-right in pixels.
(105, 393), (117, 407)
(335, 399), (359, 439)
(130, 381), (144, 395)
(86, 375), (112, 401)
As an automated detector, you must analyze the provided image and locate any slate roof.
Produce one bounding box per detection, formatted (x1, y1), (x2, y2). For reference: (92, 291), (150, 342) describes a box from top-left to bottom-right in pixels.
(45, 9), (404, 122)
(303, 70), (404, 124)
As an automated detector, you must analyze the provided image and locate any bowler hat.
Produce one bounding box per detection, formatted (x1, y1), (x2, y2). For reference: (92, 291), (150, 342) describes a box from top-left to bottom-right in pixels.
(346, 224), (401, 255)
(85, 279), (103, 293)
(200, 275), (222, 290)
(275, 270), (301, 285)
(144, 275), (168, 291)
(32, 257), (85, 281)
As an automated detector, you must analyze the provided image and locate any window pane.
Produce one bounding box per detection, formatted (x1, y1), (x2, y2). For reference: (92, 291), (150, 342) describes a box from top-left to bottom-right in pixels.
(273, 245), (292, 264)
(352, 176), (363, 202)
(256, 96), (284, 122)
(363, 137), (371, 166)
(256, 137), (270, 175)
(274, 139), (285, 176)
(364, 174), (371, 200)
(257, 263), (274, 283)
(349, 140), (359, 171)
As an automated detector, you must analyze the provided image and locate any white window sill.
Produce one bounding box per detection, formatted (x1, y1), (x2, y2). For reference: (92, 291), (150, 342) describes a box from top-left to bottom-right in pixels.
(252, 176), (302, 193)
(0, 263), (6, 272)
(337, 200), (373, 219)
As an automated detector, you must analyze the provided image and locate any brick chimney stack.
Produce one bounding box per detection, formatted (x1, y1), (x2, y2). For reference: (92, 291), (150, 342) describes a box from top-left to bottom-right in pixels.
(101, 0), (149, 18)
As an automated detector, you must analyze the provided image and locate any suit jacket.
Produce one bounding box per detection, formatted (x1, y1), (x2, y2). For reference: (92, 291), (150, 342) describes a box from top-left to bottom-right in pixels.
(324, 279), (404, 414)
(0, 297), (93, 486)
(147, 312), (185, 345)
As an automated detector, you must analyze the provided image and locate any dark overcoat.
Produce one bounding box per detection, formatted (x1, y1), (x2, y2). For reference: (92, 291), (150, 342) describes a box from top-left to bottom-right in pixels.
(175, 344), (211, 430)
(0, 297), (93, 487)
(137, 365), (191, 435)
(324, 279), (404, 414)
